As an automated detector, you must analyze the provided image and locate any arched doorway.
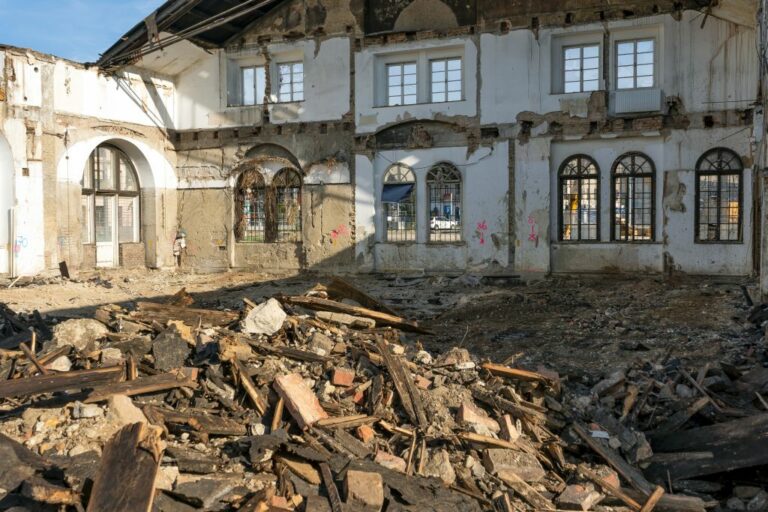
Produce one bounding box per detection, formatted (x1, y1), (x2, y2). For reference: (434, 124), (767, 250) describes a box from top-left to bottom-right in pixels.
(80, 144), (142, 267)
(0, 133), (13, 275)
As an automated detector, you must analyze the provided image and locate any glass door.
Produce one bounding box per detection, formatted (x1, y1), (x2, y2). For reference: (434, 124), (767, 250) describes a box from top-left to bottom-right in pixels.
(95, 195), (116, 267)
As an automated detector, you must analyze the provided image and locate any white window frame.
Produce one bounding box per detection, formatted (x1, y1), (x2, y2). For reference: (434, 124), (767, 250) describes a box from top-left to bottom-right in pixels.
(615, 38), (656, 90)
(386, 62), (418, 106)
(429, 57), (463, 103)
(277, 61), (304, 103)
(551, 32), (603, 95)
(374, 46), (465, 107)
(241, 65), (266, 106)
(563, 44), (601, 94)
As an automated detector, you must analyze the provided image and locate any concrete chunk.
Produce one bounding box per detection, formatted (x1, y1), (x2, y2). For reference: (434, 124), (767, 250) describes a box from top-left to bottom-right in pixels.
(374, 451), (407, 473)
(457, 401), (500, 434)
(557, 484), (604, 510)
(51, 319), (108, 352)
(483, 448), (545, 483)
(345, 470), (384, 511)
(423, 449), (456, 485)
(273, 373), (328, 430)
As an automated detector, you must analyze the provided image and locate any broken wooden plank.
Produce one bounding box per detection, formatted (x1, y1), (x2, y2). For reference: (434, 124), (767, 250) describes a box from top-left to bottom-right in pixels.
(84, 368), (198, 403)
(0, 366), (124, 399)
(86, 422), (163, 512)
(481, 363), (560, 394)
(579, 465), (642, 512)
(131, 302), (238, 327)
(646, 413), (768, 482)
(315, 414), (374, 429)
(624, 489), (708, 512)
(573, 422), (654, 496)
(319, 276), (400, 316)
(232, 358), (267, 415)
(640, 486), (666, 512)
(281, 295), (431, 334)
(144, 405), (247, 436)
(320, 462), (344, 512)
(457, 432), (518, 451)
(376, 338), (428, 429)
(495, 470), (555, 510)
(650, 397), (709, 437)
(21, 478), (79, 506)
(19, 342), (49, 375)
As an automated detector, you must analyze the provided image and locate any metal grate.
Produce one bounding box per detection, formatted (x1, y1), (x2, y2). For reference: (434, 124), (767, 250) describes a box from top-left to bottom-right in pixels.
(559, 155), (599, 241)
(696, 148), (743, 242)
(274, 169), (302, 242)
(382, 164), (416, 242)
(236, 170), (266, 242)
(427, 163), (462, 242)
(612, 152), (654, 241)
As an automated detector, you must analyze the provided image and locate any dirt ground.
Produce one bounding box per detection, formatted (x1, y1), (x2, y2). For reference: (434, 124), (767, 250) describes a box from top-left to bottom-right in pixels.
(0, 269), (760, 381)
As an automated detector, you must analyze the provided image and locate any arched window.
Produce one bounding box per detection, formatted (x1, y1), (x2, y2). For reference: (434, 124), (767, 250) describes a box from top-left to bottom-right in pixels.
(427, 163), (462, 242)
(611, 152), (654, 242)
(81, 145), (141, 267)
(382, 164), (416, 242)
(559, 155), (599, 241)
(235, 167), (302, 243)
(695, 148), (743, 242)
(273, 169), (302, 242)
(235, 169), (266, 242)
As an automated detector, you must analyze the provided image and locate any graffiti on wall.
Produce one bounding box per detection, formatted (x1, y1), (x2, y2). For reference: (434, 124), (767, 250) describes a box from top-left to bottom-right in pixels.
(475, 220), (488, 245)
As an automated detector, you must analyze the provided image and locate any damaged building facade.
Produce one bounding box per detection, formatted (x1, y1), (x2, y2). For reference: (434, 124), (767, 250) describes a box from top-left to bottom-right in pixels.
(0, 0), (763, 278)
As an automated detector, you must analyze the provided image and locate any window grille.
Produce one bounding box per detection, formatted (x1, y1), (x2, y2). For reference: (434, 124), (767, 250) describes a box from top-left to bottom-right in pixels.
(695, 148), (743, 242)
(559, 155), (599, 241)
(427, 163), (462, 242)
(612, 152), (655, 242)
(382, 164), (416, 242)
(273, 169), (302, 242)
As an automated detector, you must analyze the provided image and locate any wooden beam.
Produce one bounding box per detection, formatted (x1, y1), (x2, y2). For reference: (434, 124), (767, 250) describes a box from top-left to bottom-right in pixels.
(0, 366), (124, 399)
(86, 422), (163, 512)
(376, 339), (427, 428)
(84, 368), (197, 403)
(130, 302), (239, 327)
(282, 296), (431, 334)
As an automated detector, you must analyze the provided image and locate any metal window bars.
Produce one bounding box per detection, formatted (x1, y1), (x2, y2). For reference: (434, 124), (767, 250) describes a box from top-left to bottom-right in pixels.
(273, 169), (302, 242)
(427, 163), (462, 242)
(695, 148), (743, 242)
(611, 152), (655, 242)
(559, 155), (600, 241)
(382, 164), (416, 242)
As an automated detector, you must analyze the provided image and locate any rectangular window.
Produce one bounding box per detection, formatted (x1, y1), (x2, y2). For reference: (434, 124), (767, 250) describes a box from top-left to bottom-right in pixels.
(387, 62), (417, 106)
(430, 58), (462, 103)
(278, 62), (304, 103)
(564, 45), (600, 93)
(118, 196), (140, 243)
(616, 39), (655, 89)
(241, 66), (266, 106)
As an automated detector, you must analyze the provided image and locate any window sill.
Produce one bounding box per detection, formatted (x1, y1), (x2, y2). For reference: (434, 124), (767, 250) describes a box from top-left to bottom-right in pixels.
(373, 99), (464, 109)
(227, 100), (306, 109)
(236, 241), (303, 245)
(694, 240), (744, 245)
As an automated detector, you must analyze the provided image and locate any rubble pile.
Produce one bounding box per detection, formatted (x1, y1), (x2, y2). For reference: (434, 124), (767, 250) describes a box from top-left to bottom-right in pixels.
(0, 278), (766, 511)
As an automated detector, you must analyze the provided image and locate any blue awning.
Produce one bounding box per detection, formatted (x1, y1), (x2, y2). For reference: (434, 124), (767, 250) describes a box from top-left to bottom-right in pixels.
(382, 183), (414, 203)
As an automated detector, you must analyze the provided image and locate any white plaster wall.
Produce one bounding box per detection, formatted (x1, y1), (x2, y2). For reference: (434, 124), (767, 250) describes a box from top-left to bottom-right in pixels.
(1, 118), (45, 276)
(174, 38), (351, 130)
(662, 128), (753, 275)
(527, 129), (754, 275)
(0, 132), (14, 274)
(480, 11), (757, 125)
(513, 139), (551, 274)
(355, 37), (478, 134)
(358, 143), (509, 272)
(354, 154), (376, 271)
(53, 62), (175, 128)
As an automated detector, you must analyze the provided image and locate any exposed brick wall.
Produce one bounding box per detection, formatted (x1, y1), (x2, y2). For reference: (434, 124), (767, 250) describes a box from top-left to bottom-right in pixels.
(81, 244), (96, 270)
(119, 243), (146, 268)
